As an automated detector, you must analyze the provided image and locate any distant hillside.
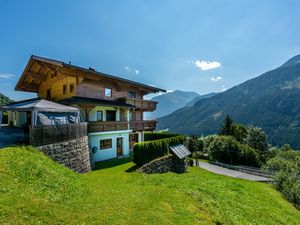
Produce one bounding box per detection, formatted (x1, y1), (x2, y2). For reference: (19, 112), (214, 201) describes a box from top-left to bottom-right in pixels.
(146, 90), (199, 119)
(185, 92), (217, 107)
(0, 93), (13, 106)
(158, 54), (300, 149)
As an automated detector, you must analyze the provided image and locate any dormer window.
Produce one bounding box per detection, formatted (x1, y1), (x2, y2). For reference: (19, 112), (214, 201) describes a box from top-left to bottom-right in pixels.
(105, 88), (112, 97)
(128, 91), (136, 98)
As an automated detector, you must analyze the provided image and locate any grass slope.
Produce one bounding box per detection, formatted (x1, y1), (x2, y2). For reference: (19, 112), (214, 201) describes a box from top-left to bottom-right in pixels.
(1, 146), (299, 225)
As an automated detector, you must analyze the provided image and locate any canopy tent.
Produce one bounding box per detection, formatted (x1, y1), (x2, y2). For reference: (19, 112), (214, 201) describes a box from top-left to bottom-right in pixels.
(0, 98), (81, 127)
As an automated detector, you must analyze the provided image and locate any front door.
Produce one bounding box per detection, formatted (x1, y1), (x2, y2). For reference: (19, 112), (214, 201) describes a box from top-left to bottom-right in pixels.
(116, 137), (123, 156)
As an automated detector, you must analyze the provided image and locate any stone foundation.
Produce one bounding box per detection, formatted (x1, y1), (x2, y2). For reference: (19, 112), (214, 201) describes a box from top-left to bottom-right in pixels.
(137, 154), (188, 174)
(37, 136), (91, 173)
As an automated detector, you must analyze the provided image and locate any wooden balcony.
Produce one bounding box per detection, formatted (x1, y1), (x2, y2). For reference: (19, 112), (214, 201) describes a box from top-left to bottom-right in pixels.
(129, 120), (157, 131)
(118, 97), (157, 111)
(88, 121), (128, 132)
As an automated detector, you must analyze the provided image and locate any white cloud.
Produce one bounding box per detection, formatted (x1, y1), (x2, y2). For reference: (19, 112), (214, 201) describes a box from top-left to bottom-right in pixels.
(0, 73), (15, 79)
(220, 85), (226, 92)
(124, 66), (139, 75)
(195, 60), (221, 70)
(211, 76), (222, 82)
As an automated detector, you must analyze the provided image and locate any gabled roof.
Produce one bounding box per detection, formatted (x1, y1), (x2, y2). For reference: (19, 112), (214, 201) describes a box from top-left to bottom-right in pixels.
(15, 55), (166, 94)
(170, 144), (191, 159)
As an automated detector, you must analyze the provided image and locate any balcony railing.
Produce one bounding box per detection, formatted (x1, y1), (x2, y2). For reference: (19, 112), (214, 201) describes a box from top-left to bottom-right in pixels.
(118, 97), (157, 111)
(129, 120), (157, 131)
(88, 121), (128, 132)
(88, 120), (157, 133)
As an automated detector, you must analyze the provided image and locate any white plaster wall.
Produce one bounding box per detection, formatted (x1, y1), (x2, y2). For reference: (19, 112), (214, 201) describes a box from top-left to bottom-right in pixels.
(8, 111), (14, 126)
(16, 112), (26, 127)
(89, 131), (130, 162)
(7, 111), (26, 127)
(88, 106), (120, 122)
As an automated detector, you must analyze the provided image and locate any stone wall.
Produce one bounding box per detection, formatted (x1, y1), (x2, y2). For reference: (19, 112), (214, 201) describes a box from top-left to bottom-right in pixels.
(37, 136), (91, 173)
(137, 154), (188, 174)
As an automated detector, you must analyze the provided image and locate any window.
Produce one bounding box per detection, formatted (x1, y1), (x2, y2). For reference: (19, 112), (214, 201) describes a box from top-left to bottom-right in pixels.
(70, 83), (75, 93)
(105, 88), (112, 97)
(96, 110), (103, 121)
(100, 139), (112, 150)
(129, 133), (138, 142)
(63, 84), (67, 95)
(106, 110), (116, 121)
(129, 110), (133, 121)
(128, 91), (136, 98)
(46, 89), (52, 100)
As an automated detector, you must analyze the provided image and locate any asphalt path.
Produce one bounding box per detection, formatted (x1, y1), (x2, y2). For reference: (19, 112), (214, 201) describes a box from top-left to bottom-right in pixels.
(196, 160), (272, 182)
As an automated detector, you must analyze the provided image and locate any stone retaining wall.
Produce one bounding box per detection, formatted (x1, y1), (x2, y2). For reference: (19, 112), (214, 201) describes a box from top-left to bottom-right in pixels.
(37, 136), (91, 173)
(137, 154), (188, 174)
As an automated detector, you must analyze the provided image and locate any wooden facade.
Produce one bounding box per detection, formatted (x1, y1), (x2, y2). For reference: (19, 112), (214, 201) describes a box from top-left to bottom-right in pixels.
(15, 55), (166, 134)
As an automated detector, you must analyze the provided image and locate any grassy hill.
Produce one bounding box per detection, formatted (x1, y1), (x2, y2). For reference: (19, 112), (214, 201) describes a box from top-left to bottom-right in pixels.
(1, 146), (299, 224)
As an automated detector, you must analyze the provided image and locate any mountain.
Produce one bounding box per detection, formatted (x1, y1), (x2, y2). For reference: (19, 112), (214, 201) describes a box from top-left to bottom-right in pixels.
(0, 93), (13, 106)
(158, 54), (300, 149)
(185, 92), (217, 107)
(146, 90), (199, 119)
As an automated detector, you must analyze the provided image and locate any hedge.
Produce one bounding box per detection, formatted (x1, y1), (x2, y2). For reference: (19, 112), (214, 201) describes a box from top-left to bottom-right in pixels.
(133, 135), (185, 166)
(144, 132), (180, 141)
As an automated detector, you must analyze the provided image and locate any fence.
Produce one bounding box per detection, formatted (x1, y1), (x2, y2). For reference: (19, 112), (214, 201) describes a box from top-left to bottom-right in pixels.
(209, 161), (276, 178)
(29, 122), (87, 146)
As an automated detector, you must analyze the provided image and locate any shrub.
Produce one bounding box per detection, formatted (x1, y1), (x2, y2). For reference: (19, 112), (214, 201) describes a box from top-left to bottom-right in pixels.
(264, 147), (300, 207)
(186, 136), (204, 153)
(245, 126), (268, 162)
(206, 135), (260, 167)
(144, 131), (180, 141)
(133, 136), (185, 166)
(274, 171), (300, 207)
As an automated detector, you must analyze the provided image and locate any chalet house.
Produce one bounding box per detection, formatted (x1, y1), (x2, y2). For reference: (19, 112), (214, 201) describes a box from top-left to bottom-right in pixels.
(12, 55), (165, 161)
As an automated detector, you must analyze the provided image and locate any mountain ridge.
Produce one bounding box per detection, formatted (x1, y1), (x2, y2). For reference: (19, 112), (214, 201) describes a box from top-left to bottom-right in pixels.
(146, 90), (199, 119)
(158, 55), (300, 149)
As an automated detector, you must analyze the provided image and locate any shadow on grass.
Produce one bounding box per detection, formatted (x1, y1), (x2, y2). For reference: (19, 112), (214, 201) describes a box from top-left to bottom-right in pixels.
(94, 157), (133, 170)
(125, 165), (139, 173)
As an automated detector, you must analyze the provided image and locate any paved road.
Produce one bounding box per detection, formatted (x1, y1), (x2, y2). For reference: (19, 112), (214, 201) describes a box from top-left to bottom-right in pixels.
(196, 160), (272, 182)
(0, 126), (24, 148)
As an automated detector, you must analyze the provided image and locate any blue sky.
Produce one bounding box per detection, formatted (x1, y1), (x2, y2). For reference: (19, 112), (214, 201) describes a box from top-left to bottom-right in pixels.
(1, 0), (300, 100)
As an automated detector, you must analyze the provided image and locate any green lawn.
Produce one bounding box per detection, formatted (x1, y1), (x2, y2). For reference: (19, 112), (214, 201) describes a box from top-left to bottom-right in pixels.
(1, 146), (299, 225)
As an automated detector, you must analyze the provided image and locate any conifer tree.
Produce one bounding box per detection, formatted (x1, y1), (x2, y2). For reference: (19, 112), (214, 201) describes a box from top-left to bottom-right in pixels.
(219, 114), (234, 136)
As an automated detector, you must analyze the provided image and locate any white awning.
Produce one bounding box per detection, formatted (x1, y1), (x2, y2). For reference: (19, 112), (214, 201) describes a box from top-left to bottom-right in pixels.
(0, 98), (81, 126)
(0, 98), (79, 113)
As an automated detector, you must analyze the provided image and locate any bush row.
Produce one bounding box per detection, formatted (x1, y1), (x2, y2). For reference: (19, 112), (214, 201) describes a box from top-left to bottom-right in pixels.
(144, 132), (180, 141)
(133, 135), (185, 166)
